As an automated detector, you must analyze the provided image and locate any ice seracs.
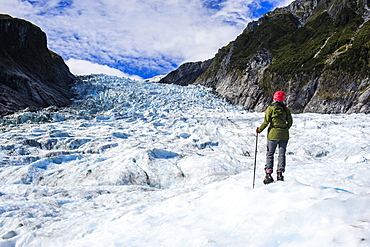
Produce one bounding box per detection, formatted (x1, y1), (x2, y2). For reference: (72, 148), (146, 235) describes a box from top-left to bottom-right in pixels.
(0, 75), (369, 246)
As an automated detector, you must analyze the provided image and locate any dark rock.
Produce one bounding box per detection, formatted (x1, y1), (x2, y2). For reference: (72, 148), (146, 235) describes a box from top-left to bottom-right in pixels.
(159, 58), (214, 86)
(0, 14), (76, 116)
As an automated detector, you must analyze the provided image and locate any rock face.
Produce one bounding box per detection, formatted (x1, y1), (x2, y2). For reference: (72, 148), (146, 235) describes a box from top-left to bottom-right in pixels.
(0, 14), (76, 116)
(159, 58), (214, 86)
(161, 0), (370, 114)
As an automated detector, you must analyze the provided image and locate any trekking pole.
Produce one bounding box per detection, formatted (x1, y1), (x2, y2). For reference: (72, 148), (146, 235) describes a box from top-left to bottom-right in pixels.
(253, 132), (258, 189)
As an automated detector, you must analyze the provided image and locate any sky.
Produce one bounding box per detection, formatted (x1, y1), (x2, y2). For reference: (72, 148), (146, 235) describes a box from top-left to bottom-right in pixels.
(1, 0), (293, 79)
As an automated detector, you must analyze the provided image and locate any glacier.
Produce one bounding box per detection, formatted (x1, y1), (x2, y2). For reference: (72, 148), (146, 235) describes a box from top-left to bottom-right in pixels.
(0, 75), (369, 246)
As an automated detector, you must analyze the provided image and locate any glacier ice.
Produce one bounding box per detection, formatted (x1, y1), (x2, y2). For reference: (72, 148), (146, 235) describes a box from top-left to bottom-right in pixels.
(0, 75), (369, 246)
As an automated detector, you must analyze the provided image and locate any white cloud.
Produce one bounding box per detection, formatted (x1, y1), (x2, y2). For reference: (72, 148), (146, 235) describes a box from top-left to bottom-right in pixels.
(0, 0), (293, 78)
(66, 59), (143, 80)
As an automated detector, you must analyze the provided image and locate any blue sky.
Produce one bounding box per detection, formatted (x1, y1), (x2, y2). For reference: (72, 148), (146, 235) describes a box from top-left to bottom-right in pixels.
(1, 0), (292, 79)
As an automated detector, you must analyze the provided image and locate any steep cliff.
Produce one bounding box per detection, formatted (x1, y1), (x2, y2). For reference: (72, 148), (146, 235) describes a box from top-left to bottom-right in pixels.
(0, 14), (76, 116)
(164, 0), (370, 113)
(159, 58), (214, 86)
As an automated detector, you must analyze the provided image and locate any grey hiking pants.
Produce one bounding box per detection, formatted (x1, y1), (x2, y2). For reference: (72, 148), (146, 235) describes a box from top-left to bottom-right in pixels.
(265, 139), (288, 174)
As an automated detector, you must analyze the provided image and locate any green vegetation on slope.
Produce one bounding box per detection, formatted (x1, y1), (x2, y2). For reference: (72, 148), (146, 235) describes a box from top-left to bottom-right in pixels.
(216, 5), (369, 76)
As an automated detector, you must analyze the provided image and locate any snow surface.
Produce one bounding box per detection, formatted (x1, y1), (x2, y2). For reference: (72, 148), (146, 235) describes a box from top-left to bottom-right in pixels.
(0, 75), (369, 247)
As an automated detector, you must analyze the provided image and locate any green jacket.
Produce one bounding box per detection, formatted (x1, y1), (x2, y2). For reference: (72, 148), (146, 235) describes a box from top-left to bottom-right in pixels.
(258, 101), (293, 140)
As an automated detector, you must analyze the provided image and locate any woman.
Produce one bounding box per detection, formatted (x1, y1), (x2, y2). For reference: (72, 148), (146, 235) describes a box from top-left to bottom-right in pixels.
(256, 91), (293, 184)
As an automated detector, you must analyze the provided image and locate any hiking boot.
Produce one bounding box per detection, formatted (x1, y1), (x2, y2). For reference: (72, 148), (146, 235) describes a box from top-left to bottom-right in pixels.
(263, 173), (274, 184)
(277, 172), (284, 181)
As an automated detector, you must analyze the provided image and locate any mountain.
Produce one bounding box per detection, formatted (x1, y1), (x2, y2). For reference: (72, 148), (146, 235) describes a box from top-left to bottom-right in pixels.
(0, 14), (76, 116)
(158, 58), (214, 86)
(160, 0), (370, 114)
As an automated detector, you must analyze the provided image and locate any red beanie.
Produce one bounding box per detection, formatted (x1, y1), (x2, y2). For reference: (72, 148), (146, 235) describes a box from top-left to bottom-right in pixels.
(273, 91), (286, 102)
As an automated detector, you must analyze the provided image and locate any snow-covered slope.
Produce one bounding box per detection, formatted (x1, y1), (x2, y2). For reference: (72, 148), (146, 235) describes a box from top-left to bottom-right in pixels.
(0, 75), (369, 246)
